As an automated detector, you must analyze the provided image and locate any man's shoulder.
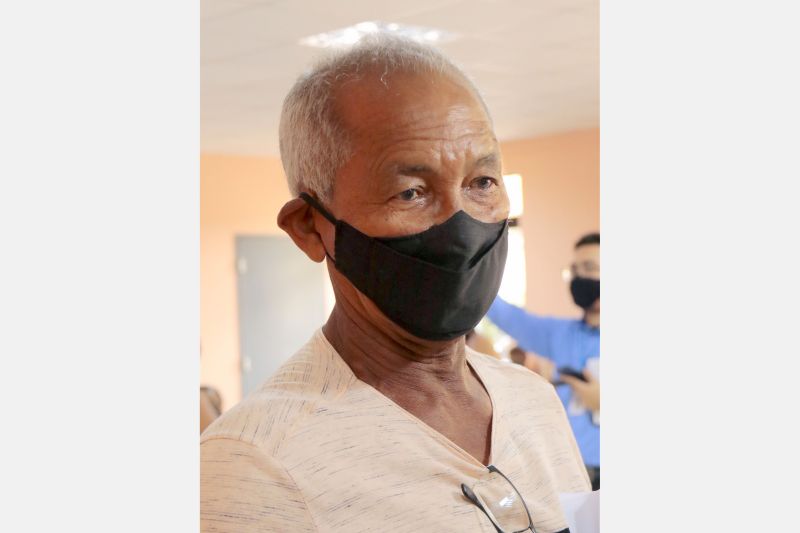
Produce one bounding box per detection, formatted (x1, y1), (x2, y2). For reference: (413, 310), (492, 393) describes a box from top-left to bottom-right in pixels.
(201, 330), (355, 457)
(468, 349), (558, 395)
(468, 349), (540, 380)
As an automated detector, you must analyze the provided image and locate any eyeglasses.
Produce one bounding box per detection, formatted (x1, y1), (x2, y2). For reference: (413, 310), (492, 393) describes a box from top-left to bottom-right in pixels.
(461, 465), (537, 533)
(561, 261), (600, 282)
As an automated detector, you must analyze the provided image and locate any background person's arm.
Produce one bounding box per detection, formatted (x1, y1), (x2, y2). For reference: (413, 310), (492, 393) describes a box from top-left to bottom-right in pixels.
(486, 297), (563, 357)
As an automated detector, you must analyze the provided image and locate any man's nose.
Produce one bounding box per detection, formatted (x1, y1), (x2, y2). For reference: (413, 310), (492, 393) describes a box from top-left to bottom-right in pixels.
(431, 191), (464, 226)
(432, 186), (508, 225)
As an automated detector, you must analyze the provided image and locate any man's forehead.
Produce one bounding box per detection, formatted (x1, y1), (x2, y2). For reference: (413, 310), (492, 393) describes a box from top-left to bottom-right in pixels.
(574, 244), (600, 262)
(333, 69), (492, 137)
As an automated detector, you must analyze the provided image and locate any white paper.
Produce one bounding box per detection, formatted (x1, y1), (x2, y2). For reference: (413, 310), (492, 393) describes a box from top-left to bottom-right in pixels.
(558, 490), (599, 533)
(585, 357), (600, 381)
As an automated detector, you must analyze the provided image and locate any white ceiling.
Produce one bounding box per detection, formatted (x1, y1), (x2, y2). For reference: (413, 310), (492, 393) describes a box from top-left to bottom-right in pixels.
(202, 0), (598, 156)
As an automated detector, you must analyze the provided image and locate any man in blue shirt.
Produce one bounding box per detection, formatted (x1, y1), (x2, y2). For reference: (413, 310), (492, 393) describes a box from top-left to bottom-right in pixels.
(487, 232), (600, 489)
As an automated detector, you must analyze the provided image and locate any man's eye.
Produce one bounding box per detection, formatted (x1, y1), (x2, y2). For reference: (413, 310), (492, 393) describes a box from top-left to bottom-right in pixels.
(472, 177), (497, 190)
(397, 189), (420, 201)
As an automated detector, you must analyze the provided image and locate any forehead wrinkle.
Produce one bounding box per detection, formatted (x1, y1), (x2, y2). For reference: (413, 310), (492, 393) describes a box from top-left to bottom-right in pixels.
(370, 139), (498, 181)
(336, 78), (491, 139)
(360, 120), (496, 160)
(359, 115), (496, 175)
(369, 145), (442, 180)
(351, 110), (491, 143)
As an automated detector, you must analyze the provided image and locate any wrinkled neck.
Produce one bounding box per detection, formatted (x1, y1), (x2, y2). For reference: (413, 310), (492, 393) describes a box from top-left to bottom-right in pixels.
(322, 297), (472, 394)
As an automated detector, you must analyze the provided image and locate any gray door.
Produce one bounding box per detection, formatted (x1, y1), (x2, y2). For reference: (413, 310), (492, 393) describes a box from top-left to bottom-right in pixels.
(236, 235), (328, 397)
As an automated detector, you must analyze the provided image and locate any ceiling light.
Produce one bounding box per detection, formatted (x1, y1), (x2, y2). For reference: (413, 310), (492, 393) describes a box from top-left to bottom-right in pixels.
(300, 21), (456, 48)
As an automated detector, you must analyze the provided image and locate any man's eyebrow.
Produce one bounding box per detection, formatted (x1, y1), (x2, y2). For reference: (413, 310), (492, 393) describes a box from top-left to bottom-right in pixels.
(391, 163), (435, 175)
(474, 153), (500, 168)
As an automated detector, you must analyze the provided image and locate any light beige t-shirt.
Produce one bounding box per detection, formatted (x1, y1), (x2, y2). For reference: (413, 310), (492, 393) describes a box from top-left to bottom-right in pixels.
(201, 330), (590, 532)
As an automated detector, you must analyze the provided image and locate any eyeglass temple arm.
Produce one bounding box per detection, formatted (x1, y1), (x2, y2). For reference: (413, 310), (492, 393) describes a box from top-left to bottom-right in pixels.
(461, 483), (505, 533)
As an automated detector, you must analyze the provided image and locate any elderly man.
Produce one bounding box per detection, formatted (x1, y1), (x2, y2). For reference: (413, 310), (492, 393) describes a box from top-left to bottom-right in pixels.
(201, 35), (590, 532)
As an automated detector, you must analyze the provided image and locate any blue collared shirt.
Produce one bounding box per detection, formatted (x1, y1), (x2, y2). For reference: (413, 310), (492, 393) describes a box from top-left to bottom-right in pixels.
(487, 297), (600, 467)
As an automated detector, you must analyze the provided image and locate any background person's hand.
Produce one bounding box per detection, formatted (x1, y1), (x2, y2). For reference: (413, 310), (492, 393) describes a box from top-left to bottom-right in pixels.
(561, 369), (600, 412)
(523, 353), (556, 382)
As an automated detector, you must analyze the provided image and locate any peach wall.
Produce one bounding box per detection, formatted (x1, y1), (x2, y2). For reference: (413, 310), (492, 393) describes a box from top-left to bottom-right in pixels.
(501, 128), (600, 318)
(200, 154), (290, 410)
(200, 128), (599, 408)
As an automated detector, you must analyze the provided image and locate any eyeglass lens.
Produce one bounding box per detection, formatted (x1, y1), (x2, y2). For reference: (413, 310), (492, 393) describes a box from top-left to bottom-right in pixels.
(471, 470), (532, 532)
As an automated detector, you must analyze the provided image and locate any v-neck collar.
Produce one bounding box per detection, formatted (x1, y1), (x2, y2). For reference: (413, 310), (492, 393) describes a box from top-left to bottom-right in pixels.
(316, 329), (498, 468)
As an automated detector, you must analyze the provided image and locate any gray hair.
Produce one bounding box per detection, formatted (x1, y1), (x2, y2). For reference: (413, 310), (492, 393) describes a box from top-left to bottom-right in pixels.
(278, 34), (489, 202)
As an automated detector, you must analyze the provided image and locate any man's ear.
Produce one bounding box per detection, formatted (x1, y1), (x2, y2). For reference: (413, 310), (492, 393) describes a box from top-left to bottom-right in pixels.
(277, 197), (329, 263)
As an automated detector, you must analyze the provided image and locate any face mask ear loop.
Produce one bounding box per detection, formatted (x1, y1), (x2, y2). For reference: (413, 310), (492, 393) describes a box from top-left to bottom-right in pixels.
(299, 192), (338, 264)
(299, 192), (338, 225)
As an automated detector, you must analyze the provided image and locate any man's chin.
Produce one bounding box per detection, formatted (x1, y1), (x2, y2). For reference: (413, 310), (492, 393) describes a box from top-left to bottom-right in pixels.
(351, 289), (457, 346)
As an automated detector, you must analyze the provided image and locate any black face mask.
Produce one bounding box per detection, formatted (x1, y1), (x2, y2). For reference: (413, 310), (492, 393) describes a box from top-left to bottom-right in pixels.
(570, 276), (600, 310)
(300, 193), (509, 341)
